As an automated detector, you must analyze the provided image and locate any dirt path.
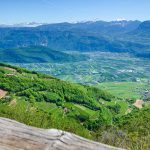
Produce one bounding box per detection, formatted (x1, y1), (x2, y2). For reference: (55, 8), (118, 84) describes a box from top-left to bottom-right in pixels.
(4, 67), (16, 72)
(133, 99), (144, 109)
(9, 99), (17, 107)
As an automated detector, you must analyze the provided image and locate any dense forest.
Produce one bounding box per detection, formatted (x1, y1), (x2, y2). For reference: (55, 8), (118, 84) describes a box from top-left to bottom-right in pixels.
(0, 63), (149, 150)
(0, 46), (88, 63)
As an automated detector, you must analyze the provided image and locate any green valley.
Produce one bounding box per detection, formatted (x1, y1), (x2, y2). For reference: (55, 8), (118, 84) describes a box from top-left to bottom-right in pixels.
(13, 52), (150, 99)
(0, 1), (150, 149)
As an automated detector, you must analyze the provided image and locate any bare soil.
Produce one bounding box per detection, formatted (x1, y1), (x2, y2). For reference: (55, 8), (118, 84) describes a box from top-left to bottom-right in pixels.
(133, 100), (144, 109)
(0, 89), (7, 99)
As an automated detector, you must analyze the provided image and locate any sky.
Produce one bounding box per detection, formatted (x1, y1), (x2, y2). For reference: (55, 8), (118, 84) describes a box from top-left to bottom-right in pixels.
(0, 0), (149, 24)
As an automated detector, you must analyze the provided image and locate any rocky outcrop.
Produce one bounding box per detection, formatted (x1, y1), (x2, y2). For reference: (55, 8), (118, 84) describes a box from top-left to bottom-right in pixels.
(0, 117), (123, 150)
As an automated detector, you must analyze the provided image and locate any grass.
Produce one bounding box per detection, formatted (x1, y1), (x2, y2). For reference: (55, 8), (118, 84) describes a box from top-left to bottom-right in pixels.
(35, 102), (58, 112)
(101, 107), (112, 124)
(74, 104), (98, 116)
(99, 98), (129, 116)
(97, 81), (149, 99)
(117, 101), (129, 115)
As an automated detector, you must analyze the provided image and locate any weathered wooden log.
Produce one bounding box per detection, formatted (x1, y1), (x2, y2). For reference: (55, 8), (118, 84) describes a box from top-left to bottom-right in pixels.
(0, 117), (123, 150)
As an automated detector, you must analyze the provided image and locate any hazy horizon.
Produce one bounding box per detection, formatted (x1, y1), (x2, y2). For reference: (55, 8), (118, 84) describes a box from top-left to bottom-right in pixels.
(0, 19), (147, 26)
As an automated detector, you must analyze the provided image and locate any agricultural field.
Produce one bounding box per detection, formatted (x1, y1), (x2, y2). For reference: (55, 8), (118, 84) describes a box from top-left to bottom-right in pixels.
(97, 81), (150, 99)
(11, 52), (150, 99)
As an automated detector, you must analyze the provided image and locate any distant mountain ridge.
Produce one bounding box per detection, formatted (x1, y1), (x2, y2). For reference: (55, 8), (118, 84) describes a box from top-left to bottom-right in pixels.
(124, 20), (150, 46)
(0, 20), (150, 59)
(36, 20), (141, 35)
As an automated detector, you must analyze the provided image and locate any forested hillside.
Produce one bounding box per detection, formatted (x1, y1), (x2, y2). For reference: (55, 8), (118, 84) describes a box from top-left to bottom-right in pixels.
(0, 63), (149, 150)
(0, 46), (87, 63)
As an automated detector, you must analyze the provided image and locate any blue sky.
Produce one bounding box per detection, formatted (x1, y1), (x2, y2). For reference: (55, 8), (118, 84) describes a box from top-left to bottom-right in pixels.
(0, 0), (149, 24)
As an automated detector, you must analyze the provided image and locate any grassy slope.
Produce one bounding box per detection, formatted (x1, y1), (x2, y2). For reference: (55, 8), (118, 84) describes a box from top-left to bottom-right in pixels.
(0, 64), (149, 149)
(0, 64), (123, 130)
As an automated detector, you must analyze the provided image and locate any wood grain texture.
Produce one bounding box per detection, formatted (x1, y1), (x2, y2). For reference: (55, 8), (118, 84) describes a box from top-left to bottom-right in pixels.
(0, 117), (123, 150)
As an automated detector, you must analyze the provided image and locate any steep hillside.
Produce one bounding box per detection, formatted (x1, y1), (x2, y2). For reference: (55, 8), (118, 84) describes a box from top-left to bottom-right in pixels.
(0, 64), (149, 149)
(138, 21), (150, 32)
(0, 46), (87, 63)
(125, 21), (150, 40)
(118, 21), (150, 58)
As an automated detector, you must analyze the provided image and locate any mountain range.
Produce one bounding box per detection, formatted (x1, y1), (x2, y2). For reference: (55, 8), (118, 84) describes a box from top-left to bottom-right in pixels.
(0, 20), (150, 63)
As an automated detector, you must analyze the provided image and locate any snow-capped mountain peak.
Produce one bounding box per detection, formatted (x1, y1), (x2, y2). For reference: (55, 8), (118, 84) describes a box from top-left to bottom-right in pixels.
(116, 18), (127, 22)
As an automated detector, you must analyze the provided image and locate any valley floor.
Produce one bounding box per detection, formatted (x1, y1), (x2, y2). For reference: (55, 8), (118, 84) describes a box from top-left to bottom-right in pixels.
(11, 52), (150, 99)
